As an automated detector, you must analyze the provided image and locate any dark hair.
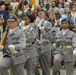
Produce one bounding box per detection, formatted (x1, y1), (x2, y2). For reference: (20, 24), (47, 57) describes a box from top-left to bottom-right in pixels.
(72, 4), (76, 8)
(39, 0), (44, 4)
(0, 1), (5, 6)
(24, 11), (35, 23)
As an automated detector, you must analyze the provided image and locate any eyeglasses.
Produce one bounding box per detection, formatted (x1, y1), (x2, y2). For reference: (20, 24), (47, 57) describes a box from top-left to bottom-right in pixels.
(6, 21), (16, 24)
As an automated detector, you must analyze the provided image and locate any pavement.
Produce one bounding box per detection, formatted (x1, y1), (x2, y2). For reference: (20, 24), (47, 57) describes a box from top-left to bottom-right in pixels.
(0, 52), (76, 75)
(24, 68), (76, 75)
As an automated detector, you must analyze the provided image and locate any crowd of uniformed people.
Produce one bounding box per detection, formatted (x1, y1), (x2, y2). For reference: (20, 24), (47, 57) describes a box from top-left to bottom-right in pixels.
(0, 0), (76, 75)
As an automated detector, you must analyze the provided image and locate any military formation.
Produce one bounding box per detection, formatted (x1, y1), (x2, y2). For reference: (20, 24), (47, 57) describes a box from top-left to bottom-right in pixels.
(0, 0), (76, 75)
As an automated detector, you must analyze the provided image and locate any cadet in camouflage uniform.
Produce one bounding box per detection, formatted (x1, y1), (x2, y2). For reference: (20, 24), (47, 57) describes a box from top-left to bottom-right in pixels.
(53, 18), (76, 75)
(48, 17), (60, 66)
(0, 14), (26, 75)
(48, 17), (60, 57)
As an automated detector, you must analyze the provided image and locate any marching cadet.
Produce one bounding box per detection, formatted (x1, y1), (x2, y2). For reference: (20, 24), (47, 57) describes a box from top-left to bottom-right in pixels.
(53, 18), (76, 75)
(20, 11), (38, 75)
(73, 33), (76, 67)
(48, 17), (60, 66)
(35, 8), (52, 75)
(48, 17), (60, 32)
(0, 16), (4, 41)
(0, 14), (26, 75)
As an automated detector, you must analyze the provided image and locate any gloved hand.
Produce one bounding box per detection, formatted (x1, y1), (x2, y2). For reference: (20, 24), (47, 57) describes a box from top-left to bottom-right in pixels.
(8, 45), (16, 54)
(0, 45), (4, 51)
(8, 45), (15, 50)
(21, 26), (26, 31)
(39, 26), (44, 30)
(52, 43), (56, 49)
(19, 20), (25, 26)
(38, 25), (44, 30)
(73, 50), (76, 56)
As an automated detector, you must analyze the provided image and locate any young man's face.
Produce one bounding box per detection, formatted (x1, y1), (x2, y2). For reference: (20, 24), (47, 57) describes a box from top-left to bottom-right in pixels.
(40, 2), (44, 8)
(6, 19), (17, 29)
(49, 21), (55, 27)
(55, 14), (60, 19)
(61, 21), (70, 29)
(65, 7), (70, 13)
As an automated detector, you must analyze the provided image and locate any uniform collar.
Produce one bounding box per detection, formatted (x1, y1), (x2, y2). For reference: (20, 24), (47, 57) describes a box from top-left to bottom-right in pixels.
(8, 27), (18, 35)
(61, 29), (69, 36)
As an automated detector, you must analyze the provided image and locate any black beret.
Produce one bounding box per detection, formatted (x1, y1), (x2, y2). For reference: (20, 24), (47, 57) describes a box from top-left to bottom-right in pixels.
(0, 1), (5, 6)
(61, 18), (70, 23)
(5, 14), (18, 21)
(48, 17), (55, 22)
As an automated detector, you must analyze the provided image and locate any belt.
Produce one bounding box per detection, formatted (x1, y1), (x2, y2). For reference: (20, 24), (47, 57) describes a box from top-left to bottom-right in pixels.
(60, 45), (72, 49)
(42, 38), (48, 42)
(26, 39), (36, 46)
(26, 43), (32, 46)
(36, 39), (48, 44)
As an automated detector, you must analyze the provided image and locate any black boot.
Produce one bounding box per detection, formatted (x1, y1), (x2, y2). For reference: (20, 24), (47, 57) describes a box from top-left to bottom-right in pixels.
(53, 71), (60, 75)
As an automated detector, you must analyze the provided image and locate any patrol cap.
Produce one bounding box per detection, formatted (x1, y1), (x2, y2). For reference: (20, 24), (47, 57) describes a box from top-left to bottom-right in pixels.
(37, 8), (45, 12)
(5, 14), (18, 21)
(61, 18), (70, 23)
(48, 17), (55, 22)
(0, 1), (5, 6)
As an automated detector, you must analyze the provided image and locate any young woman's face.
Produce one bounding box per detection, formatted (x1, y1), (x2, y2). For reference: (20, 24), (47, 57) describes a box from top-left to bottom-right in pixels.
(23, 16), (30, 25)
(49, 21), (55, 27)
(0, 19), (3, 26)
(38, 11), (45, 19)
(58, 3), (62, 8)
